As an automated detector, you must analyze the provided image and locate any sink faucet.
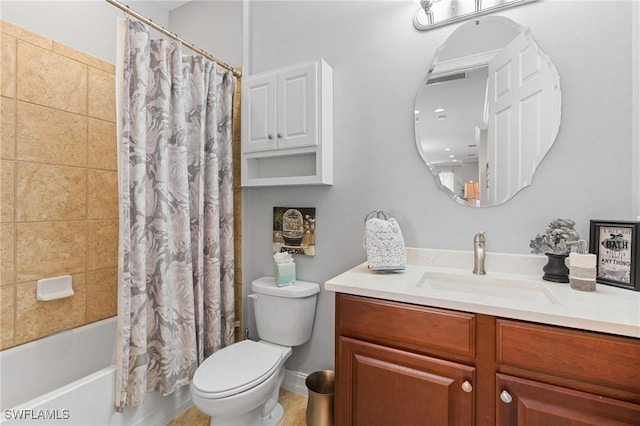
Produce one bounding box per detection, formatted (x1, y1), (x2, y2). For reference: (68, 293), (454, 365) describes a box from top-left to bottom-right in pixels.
(473, 232), (486, 275)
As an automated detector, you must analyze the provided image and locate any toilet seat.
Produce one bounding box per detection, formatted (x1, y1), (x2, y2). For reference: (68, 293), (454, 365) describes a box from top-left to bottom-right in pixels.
(191, 340), (283, 399)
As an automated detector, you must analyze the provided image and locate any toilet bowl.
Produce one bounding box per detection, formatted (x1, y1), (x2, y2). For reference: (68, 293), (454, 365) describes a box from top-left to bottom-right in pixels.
(190, 277), (320, 426)
(191, 340), (292, 425)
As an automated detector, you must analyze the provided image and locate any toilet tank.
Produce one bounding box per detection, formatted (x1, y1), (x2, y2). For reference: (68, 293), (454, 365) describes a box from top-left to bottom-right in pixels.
(251, 277), (320, 347)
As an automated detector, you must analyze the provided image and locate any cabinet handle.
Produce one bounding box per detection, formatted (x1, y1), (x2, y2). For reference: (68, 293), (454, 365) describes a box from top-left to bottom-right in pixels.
(277, 133), (283, 139)
(500, 390), (513, 404)
(461, 381), (472, 393)
(268, 134), (274, 140)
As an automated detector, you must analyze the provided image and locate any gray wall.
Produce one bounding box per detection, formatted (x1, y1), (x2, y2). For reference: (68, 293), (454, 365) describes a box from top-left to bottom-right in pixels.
(169, 1), (243, 67)
(0, 1), (170, 63)
(244, 0), (640, 374)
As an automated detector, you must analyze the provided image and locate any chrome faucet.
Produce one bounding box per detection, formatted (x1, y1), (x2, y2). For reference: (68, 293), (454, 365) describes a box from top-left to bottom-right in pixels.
(473, 231), (486, 275)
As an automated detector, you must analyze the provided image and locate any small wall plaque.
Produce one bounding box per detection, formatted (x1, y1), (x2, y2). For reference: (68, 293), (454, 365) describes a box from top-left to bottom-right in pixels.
(273, 207), (316, 256)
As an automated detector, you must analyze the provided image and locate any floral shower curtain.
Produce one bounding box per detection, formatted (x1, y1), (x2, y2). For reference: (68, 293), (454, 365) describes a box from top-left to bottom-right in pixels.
(115, 19), (236, 410)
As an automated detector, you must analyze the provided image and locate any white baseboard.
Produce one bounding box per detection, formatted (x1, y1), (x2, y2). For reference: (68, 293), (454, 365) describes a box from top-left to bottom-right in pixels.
(281, 369), (308, 397)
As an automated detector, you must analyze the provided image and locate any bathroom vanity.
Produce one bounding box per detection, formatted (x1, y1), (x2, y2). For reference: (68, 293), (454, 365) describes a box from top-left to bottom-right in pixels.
(325, 249), (640, 426)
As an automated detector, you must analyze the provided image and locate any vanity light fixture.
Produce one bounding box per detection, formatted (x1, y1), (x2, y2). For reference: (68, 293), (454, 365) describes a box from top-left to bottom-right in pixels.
(413, 0), (538, 31)
(434, 107), (445, 113)
(444, 147), (451, 151)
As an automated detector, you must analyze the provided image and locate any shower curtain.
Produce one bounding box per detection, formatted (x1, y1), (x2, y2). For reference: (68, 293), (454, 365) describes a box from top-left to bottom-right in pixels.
(115, 19), (236, 410)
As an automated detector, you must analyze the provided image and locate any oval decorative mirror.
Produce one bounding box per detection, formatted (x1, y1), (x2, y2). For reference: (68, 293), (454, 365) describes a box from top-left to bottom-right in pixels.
(415, 16), (561, 208)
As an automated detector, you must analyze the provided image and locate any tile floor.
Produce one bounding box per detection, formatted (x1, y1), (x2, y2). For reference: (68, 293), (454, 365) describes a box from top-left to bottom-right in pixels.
(166, 388), (307, 426)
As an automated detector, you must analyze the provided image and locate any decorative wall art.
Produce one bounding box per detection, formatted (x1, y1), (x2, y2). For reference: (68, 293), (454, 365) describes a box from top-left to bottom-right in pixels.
(589, 220), (640, 291)
(273, 207), (316, 256)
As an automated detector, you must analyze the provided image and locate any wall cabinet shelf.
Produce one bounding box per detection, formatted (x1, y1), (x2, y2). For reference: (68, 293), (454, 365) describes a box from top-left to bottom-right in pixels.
(241, 58), (333, 187)
(335, 293), (640, 426)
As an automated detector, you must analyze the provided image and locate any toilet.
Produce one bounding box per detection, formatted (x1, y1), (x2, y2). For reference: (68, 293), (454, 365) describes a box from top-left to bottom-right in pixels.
(191, 276), (320, 426)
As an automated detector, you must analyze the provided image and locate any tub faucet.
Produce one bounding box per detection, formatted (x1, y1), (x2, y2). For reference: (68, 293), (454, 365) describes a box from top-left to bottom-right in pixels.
(473, 232), (486, 275)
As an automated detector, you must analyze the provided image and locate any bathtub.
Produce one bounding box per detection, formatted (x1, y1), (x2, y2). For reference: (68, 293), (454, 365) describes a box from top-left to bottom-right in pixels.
(0, 317), (192, 425)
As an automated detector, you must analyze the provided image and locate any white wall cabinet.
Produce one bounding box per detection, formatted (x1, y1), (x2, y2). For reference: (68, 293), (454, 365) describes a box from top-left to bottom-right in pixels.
(241, 58), (333, 186)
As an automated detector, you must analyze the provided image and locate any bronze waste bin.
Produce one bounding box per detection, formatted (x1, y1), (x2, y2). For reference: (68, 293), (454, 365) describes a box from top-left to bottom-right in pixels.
(305, 370), (334, 426)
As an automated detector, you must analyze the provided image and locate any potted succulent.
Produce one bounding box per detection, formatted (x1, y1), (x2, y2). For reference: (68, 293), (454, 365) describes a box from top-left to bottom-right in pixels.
(529, 218), (580, 282)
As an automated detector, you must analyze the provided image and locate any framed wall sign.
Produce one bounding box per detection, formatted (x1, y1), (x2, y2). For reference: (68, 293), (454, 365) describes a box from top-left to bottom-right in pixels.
(273, 207), (316, 256)
(589, 220), (640, 291)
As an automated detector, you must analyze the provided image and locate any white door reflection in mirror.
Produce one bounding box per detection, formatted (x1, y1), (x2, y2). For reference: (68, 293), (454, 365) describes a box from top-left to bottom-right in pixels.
(415, 16), (561, 208)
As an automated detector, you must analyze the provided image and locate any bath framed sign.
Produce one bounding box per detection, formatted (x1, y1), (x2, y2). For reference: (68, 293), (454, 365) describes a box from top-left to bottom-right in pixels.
(589, 220), (640, 291)
(273, 207), (316, 256)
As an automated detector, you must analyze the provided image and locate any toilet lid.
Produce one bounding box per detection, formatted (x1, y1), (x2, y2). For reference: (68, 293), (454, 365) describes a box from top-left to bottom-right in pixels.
(252, 276), (320, 298)
(192, 340), (282, 399)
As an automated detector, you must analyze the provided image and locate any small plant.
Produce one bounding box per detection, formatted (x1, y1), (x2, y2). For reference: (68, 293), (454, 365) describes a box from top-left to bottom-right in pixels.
(529, 218), (580, 255)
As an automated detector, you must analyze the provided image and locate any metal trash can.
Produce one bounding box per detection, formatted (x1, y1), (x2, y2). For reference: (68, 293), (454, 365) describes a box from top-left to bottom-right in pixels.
(305, 370), (335, 426)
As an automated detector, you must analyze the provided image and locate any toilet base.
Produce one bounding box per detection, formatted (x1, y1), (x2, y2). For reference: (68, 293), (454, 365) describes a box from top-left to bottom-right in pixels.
(207, 401), (284, 426)
(263, 402), (284, 426)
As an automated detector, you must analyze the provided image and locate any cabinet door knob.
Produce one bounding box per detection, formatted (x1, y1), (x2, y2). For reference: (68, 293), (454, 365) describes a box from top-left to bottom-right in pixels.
(277, 133), (283, 139)
(500, 390), (513, 404)
(268, 134), (274, 140)
(461, 381), (472, 393)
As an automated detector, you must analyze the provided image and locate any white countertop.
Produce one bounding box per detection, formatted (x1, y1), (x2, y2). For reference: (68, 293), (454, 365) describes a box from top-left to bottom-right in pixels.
(325, 248), (640, 339)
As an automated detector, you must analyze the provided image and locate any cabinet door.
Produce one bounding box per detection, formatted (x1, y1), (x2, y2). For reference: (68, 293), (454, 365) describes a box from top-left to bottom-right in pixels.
(242, 73), (277, 153)
(496, 374), (640, 426)
(337, 336), (475, 426)
(276, 61), (318, 149)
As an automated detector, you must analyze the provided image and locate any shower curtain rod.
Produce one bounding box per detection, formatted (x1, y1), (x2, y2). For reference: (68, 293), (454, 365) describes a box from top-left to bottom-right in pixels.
(105, 0), (241, 78)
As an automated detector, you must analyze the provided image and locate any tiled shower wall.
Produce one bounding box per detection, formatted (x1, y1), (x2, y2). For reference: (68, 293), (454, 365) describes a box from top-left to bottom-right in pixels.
(0, 21), (118, 350)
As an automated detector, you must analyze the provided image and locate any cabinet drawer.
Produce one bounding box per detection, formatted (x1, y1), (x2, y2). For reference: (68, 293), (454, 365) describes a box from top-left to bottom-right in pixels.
(337, 294), (476, 357)
(497, 319), (640, 394)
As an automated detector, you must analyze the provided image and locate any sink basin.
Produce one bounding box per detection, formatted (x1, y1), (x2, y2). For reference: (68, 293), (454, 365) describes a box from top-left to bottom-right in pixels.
(415, 270), (560, 305)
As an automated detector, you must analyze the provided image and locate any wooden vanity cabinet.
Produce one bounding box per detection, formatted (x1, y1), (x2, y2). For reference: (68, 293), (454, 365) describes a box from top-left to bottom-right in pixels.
(335, 294), (495, 426)
(335, 293), (640, 426)
(495, 319), (640, 426)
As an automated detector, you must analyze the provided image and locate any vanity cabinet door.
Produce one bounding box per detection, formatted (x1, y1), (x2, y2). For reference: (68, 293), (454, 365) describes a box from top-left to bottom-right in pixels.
(337, 336), (475, 426)
(496, 374), (640, 426)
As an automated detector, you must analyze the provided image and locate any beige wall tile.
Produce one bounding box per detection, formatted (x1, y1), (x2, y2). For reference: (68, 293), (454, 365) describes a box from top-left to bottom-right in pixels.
(16, 221), (86, 282)
(1, 160), (14, 222)
(16, 102), (87, 167)
(87, 267), (117, 322)
(17, 41), (87, 114)
(1, 223), (15, 286)
(16, 162), (86, 222)
(1, 97), (16, 159)
(88, 220), (118, 270)
(87, 118), (117, 170)
(0, 284), (15, 349)
(88, 67), (115, 122)
(15, 274), (86, 345)
(0, 20), (53, 50)
(1, 34), (16, 98)
(53, 42), (115, 75)
(1, 20), (123, 347)
(88, 170), (118, 220)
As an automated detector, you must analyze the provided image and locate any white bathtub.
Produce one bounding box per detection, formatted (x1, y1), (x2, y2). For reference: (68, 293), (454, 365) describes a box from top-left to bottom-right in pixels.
(0, 317), (192, 425)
